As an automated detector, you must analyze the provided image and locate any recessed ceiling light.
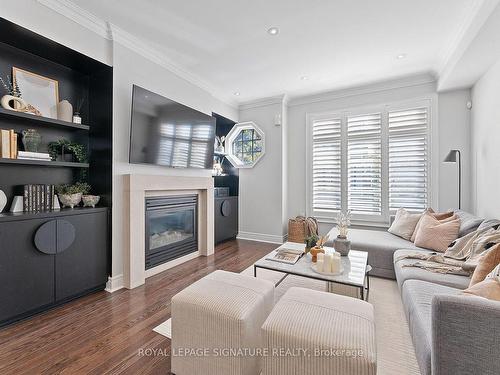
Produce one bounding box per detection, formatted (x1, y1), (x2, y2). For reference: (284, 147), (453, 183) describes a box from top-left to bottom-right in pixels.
(267, 27), (279, 35)
(397, 54), (407, 59)
(300, 76), (309, 80)
(234, 92), (241, 96)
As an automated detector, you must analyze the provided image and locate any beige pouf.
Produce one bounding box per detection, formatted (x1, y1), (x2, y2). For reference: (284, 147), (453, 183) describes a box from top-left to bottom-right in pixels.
(171, 270), (275, 375)
(261, 287), (377, 375)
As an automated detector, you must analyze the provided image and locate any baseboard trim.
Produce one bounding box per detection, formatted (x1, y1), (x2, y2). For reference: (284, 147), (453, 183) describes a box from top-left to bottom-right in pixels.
(237, 231), (286, 244)
(105, 274), (124, 293)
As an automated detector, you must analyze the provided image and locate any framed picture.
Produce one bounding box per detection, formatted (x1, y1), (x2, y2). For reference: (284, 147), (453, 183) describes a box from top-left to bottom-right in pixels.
(12, 67), (59, 119)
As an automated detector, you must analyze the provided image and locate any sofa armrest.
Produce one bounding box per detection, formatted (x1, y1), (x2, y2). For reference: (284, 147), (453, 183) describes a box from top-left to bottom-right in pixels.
(432, 294), (500, 375)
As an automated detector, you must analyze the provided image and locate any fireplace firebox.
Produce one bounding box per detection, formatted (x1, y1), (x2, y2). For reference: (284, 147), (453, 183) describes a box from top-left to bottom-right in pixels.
(145, 195), (198, 270)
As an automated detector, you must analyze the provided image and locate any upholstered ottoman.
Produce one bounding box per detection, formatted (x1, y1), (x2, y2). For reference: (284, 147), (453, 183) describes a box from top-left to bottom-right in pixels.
(171, 270), (275, 375)
(261, 287), (376, 375)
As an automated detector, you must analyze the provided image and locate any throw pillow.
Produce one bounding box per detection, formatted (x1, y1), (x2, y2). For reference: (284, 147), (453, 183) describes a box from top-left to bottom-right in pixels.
(413, 213), (461, 252)
(388, 208), (422, 240)
(462, 277), (500, 301)
(454, 210), (484, 237)
(469, 243), (500, 286)
(411, 209), (455, 242)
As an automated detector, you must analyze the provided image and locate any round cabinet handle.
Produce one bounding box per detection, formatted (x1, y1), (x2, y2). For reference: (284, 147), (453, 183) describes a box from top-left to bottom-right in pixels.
(221, 200), (232, 217)
(34, 219), (75, 254)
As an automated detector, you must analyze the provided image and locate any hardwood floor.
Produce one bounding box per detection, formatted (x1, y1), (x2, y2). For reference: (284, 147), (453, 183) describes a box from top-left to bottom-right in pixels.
(0, 239), (276, 375)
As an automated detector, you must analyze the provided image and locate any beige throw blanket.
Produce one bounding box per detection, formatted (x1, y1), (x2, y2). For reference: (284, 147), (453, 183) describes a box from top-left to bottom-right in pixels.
(395, 227), (500, 276)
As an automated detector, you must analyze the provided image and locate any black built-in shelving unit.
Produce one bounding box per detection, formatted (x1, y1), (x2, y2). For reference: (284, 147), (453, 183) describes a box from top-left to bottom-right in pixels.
(212, 113), (239, 243)
(0, 17), (112, 326)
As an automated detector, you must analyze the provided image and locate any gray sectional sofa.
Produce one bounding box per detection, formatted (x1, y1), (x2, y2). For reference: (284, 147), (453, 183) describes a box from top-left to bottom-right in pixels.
(326, 214), (500, 375)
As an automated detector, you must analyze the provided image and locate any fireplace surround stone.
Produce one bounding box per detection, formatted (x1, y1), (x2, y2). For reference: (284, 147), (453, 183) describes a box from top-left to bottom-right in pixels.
(124, 174), (214, 289)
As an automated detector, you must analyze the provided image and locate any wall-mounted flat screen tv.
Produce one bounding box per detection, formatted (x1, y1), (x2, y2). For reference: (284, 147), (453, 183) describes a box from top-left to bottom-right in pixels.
(129, 85), (216, 169)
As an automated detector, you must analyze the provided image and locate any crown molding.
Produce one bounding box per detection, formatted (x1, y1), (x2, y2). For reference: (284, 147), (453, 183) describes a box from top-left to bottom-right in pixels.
(287, 73), (437, 107)
(437, 0), (500, 91)
(37, 0), (238, 110)
(37, 0), (111, 39)
(239, 94), (287, 110)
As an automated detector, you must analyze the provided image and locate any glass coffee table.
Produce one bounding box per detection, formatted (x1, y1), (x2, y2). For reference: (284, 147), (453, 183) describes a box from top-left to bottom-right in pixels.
(254, 242), (370, 300)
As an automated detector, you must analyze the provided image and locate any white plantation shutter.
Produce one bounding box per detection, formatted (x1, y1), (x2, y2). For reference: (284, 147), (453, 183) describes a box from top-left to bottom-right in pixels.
(347, 113), (382, 215)
(312, 117), (342, 213)
(388, 107), (429, 211)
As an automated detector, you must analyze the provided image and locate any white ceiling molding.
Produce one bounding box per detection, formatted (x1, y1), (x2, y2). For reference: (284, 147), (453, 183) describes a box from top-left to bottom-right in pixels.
(438, 0), (500, 91)
(435, 0), (486, 74)
(288, 73), (436, 107)
(239, 95), (287, 111)
(37, 0), (111, 39)
(37, 0), (238, 109)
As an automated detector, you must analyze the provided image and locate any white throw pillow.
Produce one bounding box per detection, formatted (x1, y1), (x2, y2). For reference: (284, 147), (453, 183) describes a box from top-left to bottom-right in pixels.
(388, 208), (422, 240)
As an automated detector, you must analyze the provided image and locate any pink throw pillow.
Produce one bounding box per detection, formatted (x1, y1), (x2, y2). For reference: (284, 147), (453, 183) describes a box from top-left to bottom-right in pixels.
(413, 213), (461, 252)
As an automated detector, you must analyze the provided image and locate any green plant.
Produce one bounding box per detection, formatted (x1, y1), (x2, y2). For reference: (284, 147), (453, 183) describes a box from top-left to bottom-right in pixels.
(56, 182), (91, 195)
(305, 234), (319, 252)
(48, 139), (87, 163)
(0, 75), (21, 97)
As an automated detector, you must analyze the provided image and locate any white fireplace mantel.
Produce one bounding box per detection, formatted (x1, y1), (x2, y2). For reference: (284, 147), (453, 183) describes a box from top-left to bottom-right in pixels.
(124, 174), (214, 289)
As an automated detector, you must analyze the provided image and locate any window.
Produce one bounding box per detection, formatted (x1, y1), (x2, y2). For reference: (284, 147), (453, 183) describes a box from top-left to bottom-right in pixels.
(388, 108), (428, 212)
(225, 122), (265, 168)
(308, 102), (430, 223)
(232, 128), (263, 164)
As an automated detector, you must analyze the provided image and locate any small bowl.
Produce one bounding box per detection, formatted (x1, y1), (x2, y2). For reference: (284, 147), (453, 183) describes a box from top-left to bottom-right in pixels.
(82, 195), (100, 208)
(59, 193), (82, 208)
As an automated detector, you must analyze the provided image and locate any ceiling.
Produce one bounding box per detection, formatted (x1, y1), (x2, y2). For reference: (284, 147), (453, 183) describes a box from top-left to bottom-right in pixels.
(70, 0), (482, 103)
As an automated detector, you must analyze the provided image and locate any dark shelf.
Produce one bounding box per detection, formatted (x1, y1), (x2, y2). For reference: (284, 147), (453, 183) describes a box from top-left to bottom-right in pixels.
(0, 158), (89, 168)
(0, 108), (90, 130)
(0, 206), (108, 222)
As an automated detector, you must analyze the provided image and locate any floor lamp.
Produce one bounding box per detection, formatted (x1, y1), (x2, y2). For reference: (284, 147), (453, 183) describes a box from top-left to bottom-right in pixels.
(443, 149), (461, 209)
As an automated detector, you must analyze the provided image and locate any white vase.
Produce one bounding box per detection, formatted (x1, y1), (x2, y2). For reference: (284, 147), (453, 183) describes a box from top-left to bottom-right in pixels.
(57, 100), (73, 122)
(9, 196), (23, 213)
(1, 95), (27, 112)
(0, 190), (7, 212)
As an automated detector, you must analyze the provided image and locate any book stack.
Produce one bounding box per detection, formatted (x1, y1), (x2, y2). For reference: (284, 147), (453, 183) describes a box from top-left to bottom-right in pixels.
(17, 151), (52, 161)
(0, 129), (18, 159)
(23, 184), (55, 212)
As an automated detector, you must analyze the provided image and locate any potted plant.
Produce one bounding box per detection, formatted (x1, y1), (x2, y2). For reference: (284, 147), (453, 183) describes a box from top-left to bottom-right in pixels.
(333, 210), (352, 256)
(48, 139), (87, 163)
(56, 182), (91, 208)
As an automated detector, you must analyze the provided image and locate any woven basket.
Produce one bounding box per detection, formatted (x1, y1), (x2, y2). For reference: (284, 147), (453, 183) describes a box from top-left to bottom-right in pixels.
(288, 216), (318, 243)
(288, 219), (307, 243)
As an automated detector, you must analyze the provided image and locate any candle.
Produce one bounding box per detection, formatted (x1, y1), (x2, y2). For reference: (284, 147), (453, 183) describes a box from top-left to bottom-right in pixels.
(317, 253), (324, 263)
(331, 253), (341, 273)
(324, 253), (333, 273)
(316, 259), (324, 272)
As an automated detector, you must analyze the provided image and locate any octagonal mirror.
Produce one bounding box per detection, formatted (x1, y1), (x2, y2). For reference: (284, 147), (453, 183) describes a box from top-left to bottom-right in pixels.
(225, 121), (265, 168)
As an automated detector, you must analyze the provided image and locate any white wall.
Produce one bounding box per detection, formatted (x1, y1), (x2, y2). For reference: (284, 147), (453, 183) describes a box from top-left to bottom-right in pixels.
(471, 57), (500, 218)
(112, 43), (237, 278)
(1, 3), (239, 285)
(237, 98), (287, 243)
(438, 89), (472, 211)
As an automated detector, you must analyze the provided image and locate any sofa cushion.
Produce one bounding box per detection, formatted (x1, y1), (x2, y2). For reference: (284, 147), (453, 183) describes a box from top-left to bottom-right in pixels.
(388, 208), (422, 240)
(413, 213), (460, 252)
(470, 243), (500, 286)
(394, 249), (471, 290)
(411, 210), (454, 242)
(401, 280), (461, 375)
(454, 210), (484, 237)
(326, 227), (427, 278)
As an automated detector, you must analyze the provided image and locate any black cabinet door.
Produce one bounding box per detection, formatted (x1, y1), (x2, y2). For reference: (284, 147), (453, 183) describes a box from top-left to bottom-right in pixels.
(0, 219), (55, 323)
(55, 211), (108, 301)
(215, 196), (238, 244)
